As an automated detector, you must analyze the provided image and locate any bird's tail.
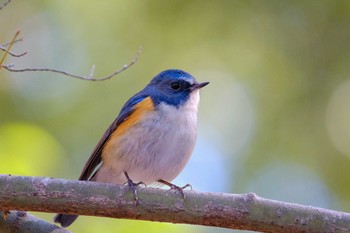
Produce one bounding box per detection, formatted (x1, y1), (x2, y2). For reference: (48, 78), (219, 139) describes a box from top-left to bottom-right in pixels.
(53, 214), (79, 228)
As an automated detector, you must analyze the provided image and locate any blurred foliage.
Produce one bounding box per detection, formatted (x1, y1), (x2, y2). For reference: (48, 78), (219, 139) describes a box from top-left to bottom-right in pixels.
(1, 1), (350, 232)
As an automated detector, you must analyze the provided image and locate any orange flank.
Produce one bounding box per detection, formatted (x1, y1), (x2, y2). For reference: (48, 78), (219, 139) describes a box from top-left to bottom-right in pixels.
(98, 96), (154, 175)
(101, 97), (155, 164)
(102, 97), (155, 158)
(112, 96), (155, 139)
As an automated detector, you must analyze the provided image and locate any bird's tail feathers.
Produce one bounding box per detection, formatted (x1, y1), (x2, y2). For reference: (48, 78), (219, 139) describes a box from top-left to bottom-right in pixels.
(53, 213), (79, 228)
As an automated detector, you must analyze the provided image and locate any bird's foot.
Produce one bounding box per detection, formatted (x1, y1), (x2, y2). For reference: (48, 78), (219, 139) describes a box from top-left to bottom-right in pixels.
(158, 179), (192, 198)
(123, 172), (146, 204)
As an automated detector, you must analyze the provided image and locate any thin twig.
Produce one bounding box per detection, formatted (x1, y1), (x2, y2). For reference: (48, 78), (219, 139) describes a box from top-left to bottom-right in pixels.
(0, 45), (27, 57)
(1, 47), (142, 81)
(1, 38), (23, 47)
(0, 0), (11, 10)
(0, 30), (20, 68)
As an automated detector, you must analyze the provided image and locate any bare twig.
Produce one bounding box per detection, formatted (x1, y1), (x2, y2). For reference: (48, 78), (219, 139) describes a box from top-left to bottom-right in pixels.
(0, 175), (349, 233)
(1, 47), (142, 81)
(0, 0), (11, 10)
(0, 30), (20, 68)
(0, 45), (27, 57)
(1, 38), (23, 47)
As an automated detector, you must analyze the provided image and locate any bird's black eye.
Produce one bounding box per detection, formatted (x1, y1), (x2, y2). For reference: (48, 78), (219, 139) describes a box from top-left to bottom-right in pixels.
(170, 82), (181, 90)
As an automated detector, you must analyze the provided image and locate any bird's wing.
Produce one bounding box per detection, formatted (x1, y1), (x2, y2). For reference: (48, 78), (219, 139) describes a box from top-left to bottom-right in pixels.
(78, 94), (150, 181)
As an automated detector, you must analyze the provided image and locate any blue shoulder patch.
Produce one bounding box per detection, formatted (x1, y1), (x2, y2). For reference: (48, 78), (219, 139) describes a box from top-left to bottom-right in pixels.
(114, 93), (149, 125)
(121, 95), (147, 114)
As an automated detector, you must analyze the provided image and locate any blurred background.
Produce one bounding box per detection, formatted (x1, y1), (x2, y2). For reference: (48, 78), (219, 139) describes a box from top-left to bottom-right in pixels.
(1, 1), (350, 232)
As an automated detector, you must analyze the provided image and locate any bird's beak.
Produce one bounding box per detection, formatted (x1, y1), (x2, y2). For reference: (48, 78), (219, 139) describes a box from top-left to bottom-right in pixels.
(191, 82), (209, 91)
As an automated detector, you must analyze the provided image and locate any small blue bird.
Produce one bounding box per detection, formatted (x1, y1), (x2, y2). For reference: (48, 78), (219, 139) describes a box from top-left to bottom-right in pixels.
(54, 69), (209, 227)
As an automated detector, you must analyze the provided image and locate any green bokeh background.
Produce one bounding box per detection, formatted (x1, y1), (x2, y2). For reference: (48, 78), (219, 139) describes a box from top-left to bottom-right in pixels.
(1, 1), (350, 232)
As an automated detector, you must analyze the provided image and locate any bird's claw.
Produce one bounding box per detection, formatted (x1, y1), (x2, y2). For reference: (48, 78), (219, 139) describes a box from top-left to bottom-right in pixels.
(123, 172), (146, 205)
(158, 179), (192, 198)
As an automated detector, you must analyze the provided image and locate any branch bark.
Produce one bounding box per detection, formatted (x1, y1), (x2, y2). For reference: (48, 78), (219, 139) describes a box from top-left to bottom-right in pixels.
(0, 175), (349, 233)
(0, 210), (71, 233)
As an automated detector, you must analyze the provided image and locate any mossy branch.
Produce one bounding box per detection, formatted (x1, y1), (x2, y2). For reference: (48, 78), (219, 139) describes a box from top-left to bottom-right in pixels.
(0, 175), (349, 233)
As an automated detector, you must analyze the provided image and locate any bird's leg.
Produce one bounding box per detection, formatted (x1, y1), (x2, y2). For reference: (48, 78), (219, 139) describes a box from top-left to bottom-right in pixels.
(123, 172), (146, 204)
(157, 179), (192, 198)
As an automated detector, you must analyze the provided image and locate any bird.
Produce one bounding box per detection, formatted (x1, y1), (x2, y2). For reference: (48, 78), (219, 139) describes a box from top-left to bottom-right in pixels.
(53, 69), (209, 228)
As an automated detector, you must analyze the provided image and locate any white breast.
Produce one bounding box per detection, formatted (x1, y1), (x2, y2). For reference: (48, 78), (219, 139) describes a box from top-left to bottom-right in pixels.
(95, 90), (201, 185)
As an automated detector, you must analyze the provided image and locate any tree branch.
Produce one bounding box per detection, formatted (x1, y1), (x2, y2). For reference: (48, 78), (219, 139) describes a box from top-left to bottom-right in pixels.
(0, 210), (71, 233)
(0, 175), (349, 233)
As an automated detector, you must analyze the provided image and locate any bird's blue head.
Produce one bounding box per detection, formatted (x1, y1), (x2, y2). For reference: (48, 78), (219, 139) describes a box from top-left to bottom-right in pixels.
(145, 69), (209, 107)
